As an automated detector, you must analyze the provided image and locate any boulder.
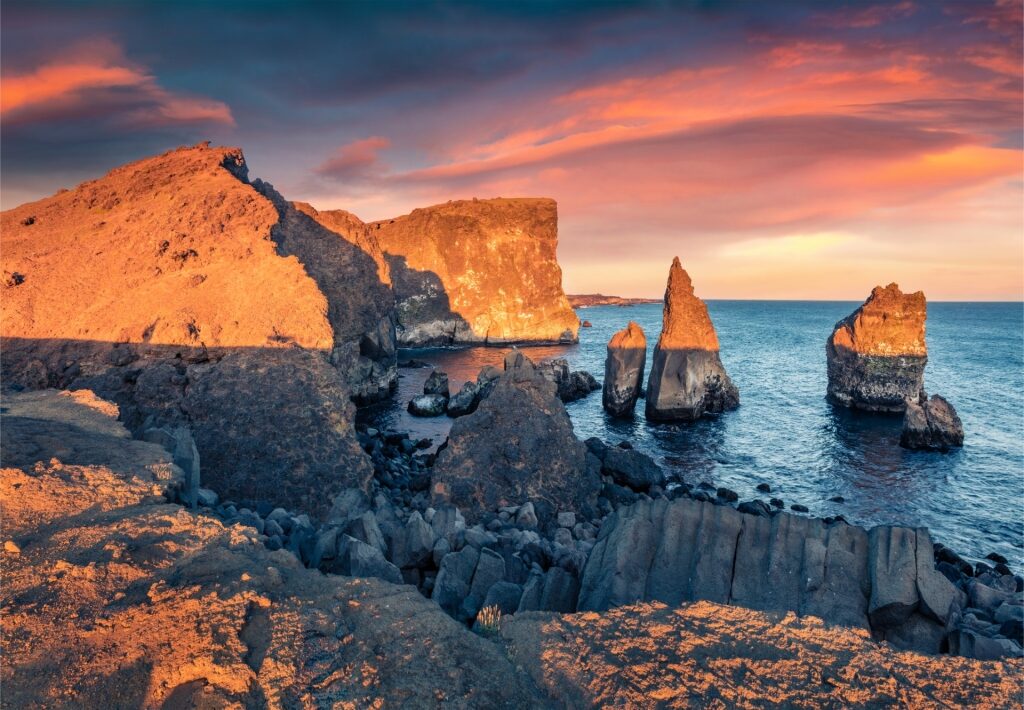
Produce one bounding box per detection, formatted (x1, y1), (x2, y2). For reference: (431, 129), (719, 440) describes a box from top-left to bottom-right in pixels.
(603, 321), (646, 417)
(431, 353), (600, 525)
(408, 394), (448, 417)
(335, 535), (403, 585)
(464, 548), (507, 618)
(901, 393), (964, 450)
(432, 545), (480, 617)
(826, 283), (926, 411)
(423, 370), (450, 397)
(447, 366), (502, 418)
(371, 198), (579, 346)
(540, 567), (579, 613)
(483, 581), (524, 616)
(535, 358), (600, 402)
(597, 446), (664, 492)
(645, 258), (738, 421)
(867, 526), (920, 628)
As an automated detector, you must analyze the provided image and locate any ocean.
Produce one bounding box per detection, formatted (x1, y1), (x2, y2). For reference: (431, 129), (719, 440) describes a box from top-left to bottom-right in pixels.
(361, 301), (1024, 568)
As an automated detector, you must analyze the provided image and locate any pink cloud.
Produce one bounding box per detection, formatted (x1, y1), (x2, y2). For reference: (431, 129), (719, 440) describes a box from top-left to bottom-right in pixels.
(315, 136), (391, 181)
(0, 38), (233, 128)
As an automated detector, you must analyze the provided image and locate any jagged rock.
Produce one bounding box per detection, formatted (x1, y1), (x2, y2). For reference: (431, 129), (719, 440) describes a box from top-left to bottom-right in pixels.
(346, 511), (388, 556)
(0, 144), (387, 520)
(432, 545), (480, 617)
(335, 535), (403, 584)
(603, 321), (647, 417)
(423, 370), (450, 397)
(371, 198), (578, 346)
(408, 394), (448, 417)
(868, 526), (920, 628)
(431, 353), (600, 524)
(535, 358), (600, 402)
(645, 258), (738, 421)
(826, 283), (927, 412)
(901, 393), (964, 450)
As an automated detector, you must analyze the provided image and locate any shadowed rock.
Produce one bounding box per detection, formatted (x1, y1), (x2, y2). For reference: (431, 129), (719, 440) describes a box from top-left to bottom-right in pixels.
(371, 198), (579, 346)
(431, 352), (600, 525)
(826, 283), (927, 412)
(901, 393), (964, 450)
(645, 258), (738, 421)
(603, 321), (646, 417)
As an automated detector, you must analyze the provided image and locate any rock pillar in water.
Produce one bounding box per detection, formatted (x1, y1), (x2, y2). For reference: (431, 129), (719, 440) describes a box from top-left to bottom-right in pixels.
(603, 321), (647, 417)
(645, 258), (738, 421)
(826, 283), (926, 412)
(900, 393), (964, 450)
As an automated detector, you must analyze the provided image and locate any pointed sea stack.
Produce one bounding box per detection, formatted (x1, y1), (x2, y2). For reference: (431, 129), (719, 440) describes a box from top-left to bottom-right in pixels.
(603, 321), (647, 417)
(826, 284), (926, 412)
(645, 258), (738, 421)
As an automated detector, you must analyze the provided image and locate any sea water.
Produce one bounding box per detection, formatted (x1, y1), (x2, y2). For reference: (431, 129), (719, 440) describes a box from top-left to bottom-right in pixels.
(361, 301), (1024, 567)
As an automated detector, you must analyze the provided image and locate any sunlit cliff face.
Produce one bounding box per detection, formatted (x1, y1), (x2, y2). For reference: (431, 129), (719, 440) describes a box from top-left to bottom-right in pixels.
(2, 1), (1021, 300)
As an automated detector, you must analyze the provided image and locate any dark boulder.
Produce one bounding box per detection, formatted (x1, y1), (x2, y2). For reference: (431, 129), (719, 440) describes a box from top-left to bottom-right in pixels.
(423, 369), (450, 397)
(900, 393), (964, 450)
(408, 394), (448, 417)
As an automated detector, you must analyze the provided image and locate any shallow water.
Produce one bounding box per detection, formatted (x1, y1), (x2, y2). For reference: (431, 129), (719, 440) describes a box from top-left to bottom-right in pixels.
(360, 301), (1024, 567)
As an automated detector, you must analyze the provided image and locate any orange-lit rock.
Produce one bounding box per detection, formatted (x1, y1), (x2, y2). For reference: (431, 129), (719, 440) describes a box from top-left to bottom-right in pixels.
(0, 143), (390, 516)
(645, 258), (738, 421)
(827, 283), (927, 411)
(603, 321), (647, 417)
(371, 198), (579, 346)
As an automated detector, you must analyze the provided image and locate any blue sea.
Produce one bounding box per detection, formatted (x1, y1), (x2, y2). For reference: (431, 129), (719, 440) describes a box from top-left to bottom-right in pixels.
(363, 301), (1024, 568)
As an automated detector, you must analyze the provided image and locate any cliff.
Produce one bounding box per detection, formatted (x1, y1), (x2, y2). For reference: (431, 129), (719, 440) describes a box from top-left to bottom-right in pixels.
(0, 143), (396, 517)
(827, 283), (927, 411)
(370, 198), (579, 346)
(568, 294), (660, 308)
(645, 258), (738, 420)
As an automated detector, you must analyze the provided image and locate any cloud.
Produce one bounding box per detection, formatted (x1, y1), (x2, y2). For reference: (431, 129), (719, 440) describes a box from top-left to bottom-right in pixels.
(314, 136), (391, 181)
(0, 38), (233, 128)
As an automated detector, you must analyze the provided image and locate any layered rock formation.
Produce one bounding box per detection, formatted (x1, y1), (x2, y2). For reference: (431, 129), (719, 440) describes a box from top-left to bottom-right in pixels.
(578, 495), (1023, 658)
(371, 198), (579, 346)
(902, 393), (965, 450)
(0, 143), (392, 519)
(431, 352), (601, 524)
(603, 321), (647, 417)
(645, 258), (739, 421)
(826, 283), (927, 411)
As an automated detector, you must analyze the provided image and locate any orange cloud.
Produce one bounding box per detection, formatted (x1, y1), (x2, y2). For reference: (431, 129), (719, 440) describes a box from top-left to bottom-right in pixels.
(0, 39), (233, 127)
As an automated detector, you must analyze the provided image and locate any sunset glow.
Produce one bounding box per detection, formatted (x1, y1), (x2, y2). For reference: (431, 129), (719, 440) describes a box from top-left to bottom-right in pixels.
(2, 1), (1020, 299)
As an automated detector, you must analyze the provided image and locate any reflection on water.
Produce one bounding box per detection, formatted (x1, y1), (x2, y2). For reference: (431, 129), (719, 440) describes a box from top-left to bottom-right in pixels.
(359, 301), (1024, 567)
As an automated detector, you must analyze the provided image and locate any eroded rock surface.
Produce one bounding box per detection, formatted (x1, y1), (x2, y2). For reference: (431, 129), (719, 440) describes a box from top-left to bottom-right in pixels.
(645, 258), (738, 421)
(827, 283), (927, 411)
(0, 389), (542, 709)
(0, 144), (388, 519)
(371, 198), (578, 346)
(431, 352), (600, 524)
(901, 393), (965, 450)
(603, 321), (647, 417)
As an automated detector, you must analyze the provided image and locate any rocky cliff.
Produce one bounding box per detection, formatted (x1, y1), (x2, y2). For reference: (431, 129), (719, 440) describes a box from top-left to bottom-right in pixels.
(371, 198), (579, 346)
(0, 143), (395, 518)
(826, 283), (927, 411)
(645, 258), (739, 421)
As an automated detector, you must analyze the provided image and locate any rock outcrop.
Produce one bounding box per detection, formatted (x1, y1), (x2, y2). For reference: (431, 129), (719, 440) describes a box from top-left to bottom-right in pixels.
(902, 393), (965, 450)
(431, 352), (601, 524)
(535, 358), (600, 403)
(603, 321), (647, 416)
(0, 143), (391, 520)
(645, 258), (738, 421)
(577, 495), (1024, 658)
(0, 390), (542, 708)
(371, 198), (579, 346)
(826, 283), (927, 411)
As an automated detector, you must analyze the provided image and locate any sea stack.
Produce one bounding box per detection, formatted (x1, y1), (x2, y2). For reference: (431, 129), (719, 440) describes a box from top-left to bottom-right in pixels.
(645, 258), (738, 421)
(826, 283), (927, 411)
(603, 321), (647, 417)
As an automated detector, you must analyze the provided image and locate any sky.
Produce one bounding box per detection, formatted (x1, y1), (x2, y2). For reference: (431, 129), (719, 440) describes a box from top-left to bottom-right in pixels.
(2, 1), (1021, 300)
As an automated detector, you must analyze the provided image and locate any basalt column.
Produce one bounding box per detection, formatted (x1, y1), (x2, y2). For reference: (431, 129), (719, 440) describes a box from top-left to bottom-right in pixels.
(645, 258), (738, 421)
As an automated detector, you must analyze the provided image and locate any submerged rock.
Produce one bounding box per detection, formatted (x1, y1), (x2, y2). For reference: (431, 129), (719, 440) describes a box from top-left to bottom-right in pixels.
(645, 258), (738, 421)
(371, 198), (579, 346)
(901, 393), (964, 450)
(431, 352), (600, 525)
(603, 321), (647, 417)
(826, 283), (927, 412)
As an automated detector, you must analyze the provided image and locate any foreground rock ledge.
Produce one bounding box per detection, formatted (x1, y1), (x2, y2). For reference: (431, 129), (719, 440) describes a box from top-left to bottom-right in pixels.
(827, 283), (927, 412)
(4, 389), (1020, 707)
(645, 257), (739, 421)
